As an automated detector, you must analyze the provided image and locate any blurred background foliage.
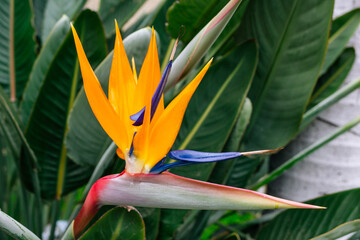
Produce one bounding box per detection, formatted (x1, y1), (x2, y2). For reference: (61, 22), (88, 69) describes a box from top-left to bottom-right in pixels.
(0, 0), (360, 239)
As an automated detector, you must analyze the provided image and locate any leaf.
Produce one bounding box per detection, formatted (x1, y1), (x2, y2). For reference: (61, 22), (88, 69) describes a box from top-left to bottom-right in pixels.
(21, 15), (71, 125)
(41, 0), (86, 42)
(66, 28), (158, 166)
(300, 78), (360, 131)
(320, 8), (360, 75)
(256, 188), (360, 240)
(21, 10), (107, 200)
(241, 0), (334, 150)
(80, 207), (145, 240)
(251, 115), (360, 190)
(159, 41), (257, 239)
(308, 47), (355, 110)
(311, 219), (360, 240)
(0, 0), (36, 100)
(32, 0), (48, 41)
(99, 0), (146, 37)
(0, 209), (40, 240)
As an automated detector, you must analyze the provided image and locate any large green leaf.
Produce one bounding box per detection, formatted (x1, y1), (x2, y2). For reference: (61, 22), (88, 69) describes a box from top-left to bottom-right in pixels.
(21, 15), (71, 125)
(0, 0), (36, 100)
(256, 188), (360, 240)
(99, 0), (146, 38)
(158, 41), (258, 240)
(41, 0), (86, 42)
(66, 28), (158, 166)
(320, 8), (360, 75)
(241, 0), (334, 150)
(22, 10), (107, 200)
(308, 47), (355, 110)
(80, 207), (145, 240)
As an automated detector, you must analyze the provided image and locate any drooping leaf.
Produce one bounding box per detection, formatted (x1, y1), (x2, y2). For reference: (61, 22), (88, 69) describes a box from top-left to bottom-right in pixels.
(79, 207), (145, 240)
(22, 10), (107, 200)
(311, 219), (360, 240)
(301, 78), (360, 131)
(66, 28), (159, 166)
(256, 188), (360, 240)
(241, 0), (334, 150)
(0, 0), (36, 100)
(308, 47), (355, 110)
(21, 15), (71, 125)
(159, 41), (257, 239)
(320, 8), (360, 75)
(99, 0), (146, 38)
(41, 0), (86, 42)
(0, 209), (40, 240)
(251, 115), (360, 191)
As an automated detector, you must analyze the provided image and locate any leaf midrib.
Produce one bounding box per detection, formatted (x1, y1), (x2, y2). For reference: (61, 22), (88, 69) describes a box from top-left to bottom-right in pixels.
(246, 0), (300, 135)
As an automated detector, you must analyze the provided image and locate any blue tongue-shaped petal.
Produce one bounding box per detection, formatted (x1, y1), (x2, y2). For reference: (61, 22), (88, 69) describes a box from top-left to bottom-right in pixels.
(131, 60), (173, 126)
(150, 149), (282, 173)
(150, 150), (242, 173)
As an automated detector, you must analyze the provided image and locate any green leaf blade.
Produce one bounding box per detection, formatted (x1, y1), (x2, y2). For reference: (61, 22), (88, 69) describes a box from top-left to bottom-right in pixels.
(80, 207), (145, 240)
(241, 0), (334, 150)
(22, 10), (107, 199)
(256, 188), (360, 240)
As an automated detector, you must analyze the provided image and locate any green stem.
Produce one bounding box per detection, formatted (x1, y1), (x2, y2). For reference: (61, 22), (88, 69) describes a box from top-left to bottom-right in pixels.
(250, 115), (360, 190)
(49, 200), (60, 240)
(300, 78), (360, 131)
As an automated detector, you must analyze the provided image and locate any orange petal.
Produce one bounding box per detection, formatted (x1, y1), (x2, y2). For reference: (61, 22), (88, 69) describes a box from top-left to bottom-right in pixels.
(133, 28), (162, 115)
(145, 59), (212, 170)
(71, 25), (130, 153)
(108, 21), (135, 121)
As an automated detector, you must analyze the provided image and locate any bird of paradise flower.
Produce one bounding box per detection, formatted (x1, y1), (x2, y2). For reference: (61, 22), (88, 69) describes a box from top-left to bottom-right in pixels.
(69, 22), (323, 238)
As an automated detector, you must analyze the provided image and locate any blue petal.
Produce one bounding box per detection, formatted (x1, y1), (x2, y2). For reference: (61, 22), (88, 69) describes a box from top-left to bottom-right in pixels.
(150, 150), (242, 173)
(169, 150), (242, 162)
(130, 60), (172, 126)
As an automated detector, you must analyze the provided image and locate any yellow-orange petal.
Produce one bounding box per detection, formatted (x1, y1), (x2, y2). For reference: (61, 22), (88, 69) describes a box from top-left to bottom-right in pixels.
(71, 25), (130, 153)
(145, 59), (213, 170)
(133, 28), (162, 115)
(108, 20), (135, 120)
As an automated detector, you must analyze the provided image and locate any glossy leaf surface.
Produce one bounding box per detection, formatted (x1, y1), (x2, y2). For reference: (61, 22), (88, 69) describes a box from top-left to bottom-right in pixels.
(257, 188), (360, 240)
(99, 0), (146, 37)
(241, 0), (334, 150)
(80, 207), (145, 240)
(320, 8), (360, 75)
(21, 15), (71, 124)
(0, 0), (36, 100)
(22, 10), (107, 199)
(41, 0), (86, 41)
(308, 47), (355, 109)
